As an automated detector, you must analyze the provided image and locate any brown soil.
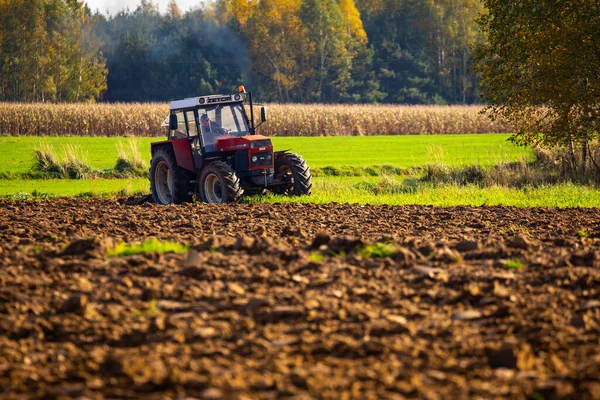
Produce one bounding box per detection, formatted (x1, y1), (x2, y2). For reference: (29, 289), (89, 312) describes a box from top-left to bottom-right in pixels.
(0, 199), (599, 399)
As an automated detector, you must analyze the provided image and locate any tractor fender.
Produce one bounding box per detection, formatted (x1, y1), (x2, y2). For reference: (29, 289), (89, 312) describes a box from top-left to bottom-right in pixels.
(195, 156), (224, 173)
(274, 149), (292, 157)
(151, 139), (195, 172)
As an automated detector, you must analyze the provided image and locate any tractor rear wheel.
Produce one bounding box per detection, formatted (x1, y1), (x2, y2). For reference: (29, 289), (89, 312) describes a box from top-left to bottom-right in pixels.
(150, 147), (193, 205)
(198, 161), (243, 203)
(274, 153), (312, 196)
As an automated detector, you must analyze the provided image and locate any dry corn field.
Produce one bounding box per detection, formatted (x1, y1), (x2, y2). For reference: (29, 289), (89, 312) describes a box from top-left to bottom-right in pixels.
(0, 103), (512, 137)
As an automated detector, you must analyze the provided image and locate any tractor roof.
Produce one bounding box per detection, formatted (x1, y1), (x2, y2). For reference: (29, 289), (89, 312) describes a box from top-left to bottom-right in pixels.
(170, 93), (246, 111)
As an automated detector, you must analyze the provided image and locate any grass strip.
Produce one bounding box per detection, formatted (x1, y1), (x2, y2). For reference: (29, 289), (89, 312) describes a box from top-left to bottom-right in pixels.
(2, 177), (600, 207)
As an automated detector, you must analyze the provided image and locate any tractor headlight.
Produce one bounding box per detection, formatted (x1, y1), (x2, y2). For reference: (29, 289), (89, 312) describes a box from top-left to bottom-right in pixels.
(252, 156), (258, 163)
(266, 154), (272, 161)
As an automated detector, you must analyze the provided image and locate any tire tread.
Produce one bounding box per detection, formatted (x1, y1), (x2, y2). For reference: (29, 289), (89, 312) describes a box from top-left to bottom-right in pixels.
(150, 146), (194, 204)
(199, 161), (243, 203)
(275, 153), (312, 196)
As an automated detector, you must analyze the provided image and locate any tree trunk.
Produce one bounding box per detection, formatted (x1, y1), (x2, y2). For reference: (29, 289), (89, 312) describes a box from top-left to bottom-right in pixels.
(582, 132), (588, 175)
(587, 145), (600, 178)
(568, 137), (576, 169)
(462, 48), (468, 103)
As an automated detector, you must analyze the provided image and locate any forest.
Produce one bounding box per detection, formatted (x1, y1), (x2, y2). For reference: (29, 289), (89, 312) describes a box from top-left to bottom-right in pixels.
(0, 0), (484, 104)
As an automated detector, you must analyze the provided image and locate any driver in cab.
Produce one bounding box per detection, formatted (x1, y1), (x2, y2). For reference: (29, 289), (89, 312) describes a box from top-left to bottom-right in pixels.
(200, 113), (229, 151)
(200, 114), (227, 136)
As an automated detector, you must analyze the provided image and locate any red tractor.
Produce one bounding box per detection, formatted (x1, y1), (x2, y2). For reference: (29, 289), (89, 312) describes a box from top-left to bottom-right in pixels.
(150, 87), (312, 204)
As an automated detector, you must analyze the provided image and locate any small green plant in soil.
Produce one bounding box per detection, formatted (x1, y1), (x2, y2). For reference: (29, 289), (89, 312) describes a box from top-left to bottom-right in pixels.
(505, 258), (524, 270)
(309, 252), (325, 262)
(577, 230), (590, 238)
(358, 243), (397, 258)
(108, 238), (188, 257)
(132, 299), (161, 318)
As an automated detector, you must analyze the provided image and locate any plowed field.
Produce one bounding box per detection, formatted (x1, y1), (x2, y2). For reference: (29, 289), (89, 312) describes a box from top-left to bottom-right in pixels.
(1, 199), (599, 399)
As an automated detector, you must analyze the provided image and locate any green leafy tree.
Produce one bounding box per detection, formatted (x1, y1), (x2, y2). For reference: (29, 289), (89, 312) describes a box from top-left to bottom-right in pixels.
(473, 0), (600, 170)
(0, 0), (107, 102)
(357, 0), (482, 104)
(300, 0), (352, 102)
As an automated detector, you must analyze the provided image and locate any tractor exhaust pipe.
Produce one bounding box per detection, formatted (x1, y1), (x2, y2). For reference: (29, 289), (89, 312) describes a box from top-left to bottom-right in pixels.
(249, 91), (255, 134)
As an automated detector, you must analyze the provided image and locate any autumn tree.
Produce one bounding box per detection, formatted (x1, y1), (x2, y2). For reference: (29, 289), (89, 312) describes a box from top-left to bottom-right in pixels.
(165, 0), (182, 19)
(300, 0), (353, 101)
(244, 0), (314, 102)
(473, 0), (600, 171)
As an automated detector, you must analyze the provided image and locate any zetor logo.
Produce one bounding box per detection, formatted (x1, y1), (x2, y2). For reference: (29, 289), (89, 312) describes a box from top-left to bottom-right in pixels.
(207, 96), (232, 104)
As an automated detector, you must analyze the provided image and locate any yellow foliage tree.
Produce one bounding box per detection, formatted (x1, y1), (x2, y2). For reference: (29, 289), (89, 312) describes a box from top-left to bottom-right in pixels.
(221, 0), (257, 26)
(338, 0), (366, 41)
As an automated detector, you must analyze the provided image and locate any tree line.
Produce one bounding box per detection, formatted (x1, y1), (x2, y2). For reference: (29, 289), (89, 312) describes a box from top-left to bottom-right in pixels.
(0, 0), (484, 104)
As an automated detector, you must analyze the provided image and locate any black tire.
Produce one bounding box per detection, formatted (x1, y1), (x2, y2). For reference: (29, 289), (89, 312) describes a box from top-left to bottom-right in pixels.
(197, 161), (243, 204)
(274, 153), (312, 196)
(150, 147), (194, 205)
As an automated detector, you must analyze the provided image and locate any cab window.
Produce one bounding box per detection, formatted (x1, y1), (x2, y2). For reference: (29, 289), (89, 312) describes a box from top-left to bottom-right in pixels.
(172, 111), (187, 138)
(186, 110), (198, 137)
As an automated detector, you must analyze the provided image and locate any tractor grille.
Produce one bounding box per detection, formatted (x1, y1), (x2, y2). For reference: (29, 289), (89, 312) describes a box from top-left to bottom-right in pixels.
(252, 152), (273, 167)
(251, 140), (272, 149)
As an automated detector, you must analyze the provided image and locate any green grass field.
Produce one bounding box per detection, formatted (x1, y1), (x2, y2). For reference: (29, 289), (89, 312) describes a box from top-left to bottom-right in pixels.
(0, 134), (531, 174)
(1, 135), (599, 207)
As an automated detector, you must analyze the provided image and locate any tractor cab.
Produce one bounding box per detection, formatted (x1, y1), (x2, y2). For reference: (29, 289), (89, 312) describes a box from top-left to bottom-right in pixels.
(161, 91), (267, 154)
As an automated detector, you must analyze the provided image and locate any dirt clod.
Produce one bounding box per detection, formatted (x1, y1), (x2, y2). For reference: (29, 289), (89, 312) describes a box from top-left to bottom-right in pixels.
(61, 294), (88, 314)
(451, 310), (482, 321)
(486, 342), (536, 370)
(455, 240), (481, 252)
(508, 234), (532, 250)
(61, 238), (99, 256)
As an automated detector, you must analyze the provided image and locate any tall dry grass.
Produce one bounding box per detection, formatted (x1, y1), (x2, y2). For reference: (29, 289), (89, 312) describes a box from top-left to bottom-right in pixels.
(115, 140), (148, 176)
(30, 141), (149, 179)
(33, 143), (94, 179)
(0, 103), (512, 137)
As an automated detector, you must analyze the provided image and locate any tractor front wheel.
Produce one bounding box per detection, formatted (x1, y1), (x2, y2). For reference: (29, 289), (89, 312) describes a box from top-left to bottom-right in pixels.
(197, 161), (243, 204)
(150, 147), (193, 205)
(274, 153), (312, 196)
